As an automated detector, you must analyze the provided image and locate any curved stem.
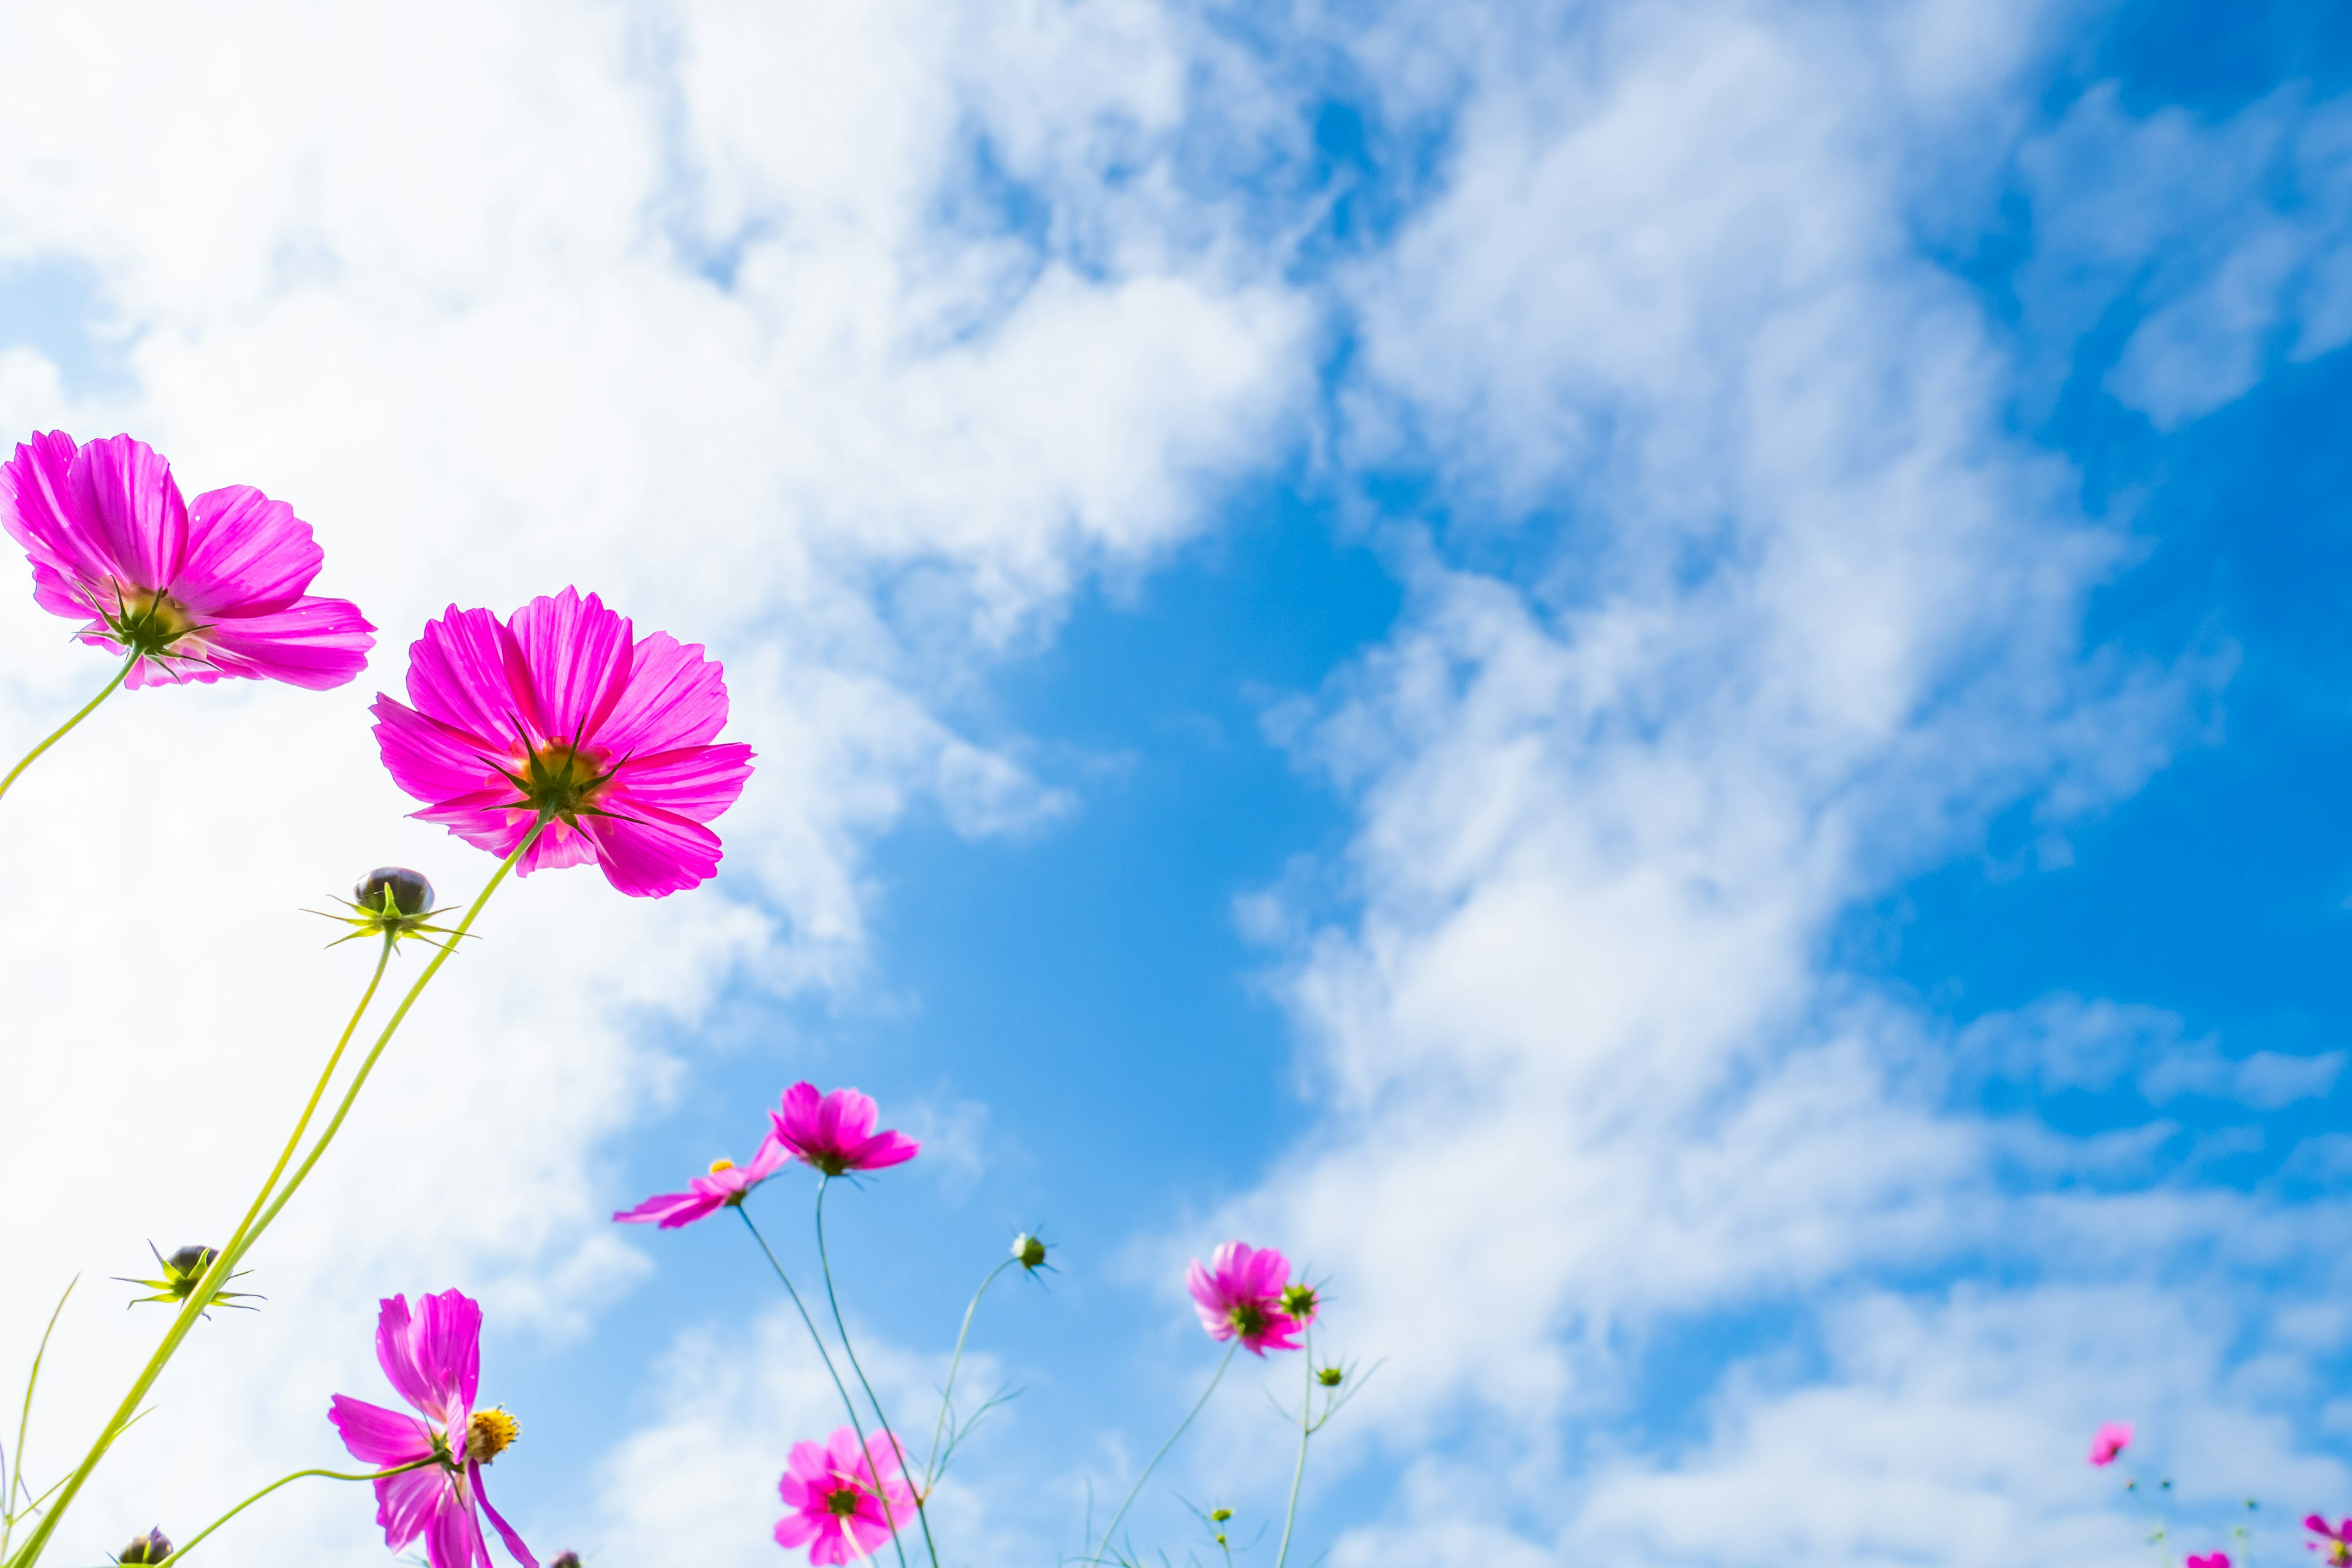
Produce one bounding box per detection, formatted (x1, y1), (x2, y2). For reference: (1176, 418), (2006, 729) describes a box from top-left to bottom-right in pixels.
(6, 825), (542, 1568)
(925, 1258), (1015, 1490)
(156, 1457), (435, 1564)
(736, 1206), (908, 1568)
(1092, 1341), (1238, 1564)
(1272, 1330), (1313, 1568)
(0, 655), (132, 805)
(815, 1177), (938, 1568)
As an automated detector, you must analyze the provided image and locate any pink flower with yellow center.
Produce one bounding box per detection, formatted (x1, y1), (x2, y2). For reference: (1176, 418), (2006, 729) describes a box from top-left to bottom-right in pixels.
(326, 1291), (535, 1568)
(769, 1083), (920, 1176)
(1, 431), (372, 688)
(774, 1427), (916, 1566)
(1186, 1241), (1303, 1356)
(612, 1131), (793, 1227)
(371, 588), (753, 898)
(2310, 1516), (2352, 1566)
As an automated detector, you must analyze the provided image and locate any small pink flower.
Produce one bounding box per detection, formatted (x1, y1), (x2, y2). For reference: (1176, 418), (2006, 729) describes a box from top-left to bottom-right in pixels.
(1, 431), (373, 688)
(2187, 1553), (2231, 1568)
(2088, 1420), (2132, 1466)
(612, 1131), (792, 1227)
(774, 1427), (916, 1566)
(1187, 1241), (1303, 1356)
(371, 588), (754, 898)
(2309, 1516), (2352, 1565)
(326, 1291), (535, 1568)
(770, 1083), (919, 1176)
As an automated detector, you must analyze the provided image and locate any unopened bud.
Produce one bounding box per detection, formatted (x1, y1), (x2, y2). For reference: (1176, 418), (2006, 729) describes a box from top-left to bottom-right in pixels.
(1317, 1365), (1344, 1387)
(356, 866), (434, 916)
(550, 1554), (583, 1568)
(163, 1246), (217, 1294)
(1012, 1232), (1049, 1270)
(1209, 1509), (1232, 1523)
(1280, 1282), (1321, 1325)
(116, 1527), (172, 1564)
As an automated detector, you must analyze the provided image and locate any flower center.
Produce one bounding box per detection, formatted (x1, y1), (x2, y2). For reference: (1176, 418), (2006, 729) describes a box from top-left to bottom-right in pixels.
(511, 741), (616, 823)
(101, 587), (202, 660)
(1228, 1300), (1268, 1338)
(707, 1158), (736, 1174)
(824, 1482), (865, 1520)
(465, 1407), (519, 1464)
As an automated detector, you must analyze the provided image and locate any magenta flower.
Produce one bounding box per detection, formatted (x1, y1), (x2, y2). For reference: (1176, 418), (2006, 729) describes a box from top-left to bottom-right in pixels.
(2087, 1420), (2132, 1466)
(326, 1291), (535, 1568)
(774, 1427), (916, 1566)
(371, 589), (753, 898)
(1, 431), (372, 688)
(770, 1083), (920, 1176)
(612, 1131), (792, 1227)
(1187, 1241), (1303, 1356)
(2310, 1517), (2352, 1566)
(2187, 1553), (2231, 1568)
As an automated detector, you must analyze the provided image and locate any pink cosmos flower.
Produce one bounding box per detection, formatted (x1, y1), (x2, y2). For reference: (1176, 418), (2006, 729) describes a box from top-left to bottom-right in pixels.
(2309, 1516), (2352, 1566)
(774, 1427), (917, 1566)
(2087, 1420), (2132, 1466)
(2187, 1553), (2231, 1568)
(770, 1083), (920, 1176)
(1, 431), (372, 688)
(371, 589), (753, 898)
(326, 1291), (535, 1568)
(612, 1131), (792, 1227)
(1187, 1241), (1304, 1356)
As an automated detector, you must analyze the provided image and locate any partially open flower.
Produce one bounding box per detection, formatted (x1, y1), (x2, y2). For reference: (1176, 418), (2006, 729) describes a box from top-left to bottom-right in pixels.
(770, 1084), (919, 1176)
(114, 1527), (172, 1564)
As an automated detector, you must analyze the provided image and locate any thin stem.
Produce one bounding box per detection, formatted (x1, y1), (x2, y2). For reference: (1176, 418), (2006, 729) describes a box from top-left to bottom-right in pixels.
(0, 1282), (74, 1559)
(6, 824), (543, 1568)
(1091, 1341), (1239, 1565)
(736, 1207), (908, 1568)
(1272, 1331), (1313, 1568)
(0, 656), (132, 805)
(815, 1177), (938, 1568)
(925, 1259), (1016, 1490)
(156, 1457), (436, 1564)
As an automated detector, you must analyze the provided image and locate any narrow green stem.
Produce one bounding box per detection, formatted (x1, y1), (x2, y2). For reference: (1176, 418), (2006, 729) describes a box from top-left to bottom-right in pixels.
(1272, 1331), (1313, 1568)
(924, 1259), (1015, 1489)
(815, 1177), (938, 1568)
(0, 656), (132, 805)
(0, 1283), (74, 1560)
(736, 1207), (908, 1568)
(156, 1457), (436, 1564)
(1091, 1341), (1238, 1563)
(6, 826), (543, 1568)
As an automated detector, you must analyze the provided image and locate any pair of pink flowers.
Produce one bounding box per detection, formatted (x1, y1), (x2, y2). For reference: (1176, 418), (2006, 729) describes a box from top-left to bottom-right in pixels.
(4, 432), (753, 898)
(612, 1084), (922, 1227)
(1187, 1240), (1317, 1355)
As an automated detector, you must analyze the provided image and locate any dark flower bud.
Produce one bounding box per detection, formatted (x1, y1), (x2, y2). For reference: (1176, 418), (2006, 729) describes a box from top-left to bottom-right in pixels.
(116, 1526), (172, 1563)
(356, 866), (434, 916)
(1012, 1232), (1050, 1270)
(551, 1554), (583, 1568)
(164, 1246), (218, 1291)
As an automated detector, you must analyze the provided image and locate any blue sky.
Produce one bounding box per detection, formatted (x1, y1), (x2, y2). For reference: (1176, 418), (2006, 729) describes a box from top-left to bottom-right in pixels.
(2, 2), (2351, 1566)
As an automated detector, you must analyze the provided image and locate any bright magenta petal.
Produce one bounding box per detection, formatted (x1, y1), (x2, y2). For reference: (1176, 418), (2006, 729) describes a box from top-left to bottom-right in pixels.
(472, 1462), (538, 1568)
(375, 1465), (449, 1552)
(69, 434), (186, 592)
(578, 804), (724, 898)
(174, 484), (321, 616)
(508, 588), (634, 745)
(197, 594), (374, 688)
(597, 630), (733, 754)
(329, 1395), (435, 1466)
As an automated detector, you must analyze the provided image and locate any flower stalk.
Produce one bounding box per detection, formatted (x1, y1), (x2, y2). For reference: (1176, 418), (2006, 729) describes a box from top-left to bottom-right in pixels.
(0, 654), (131, 805)
(153, 1457), (437, 1565)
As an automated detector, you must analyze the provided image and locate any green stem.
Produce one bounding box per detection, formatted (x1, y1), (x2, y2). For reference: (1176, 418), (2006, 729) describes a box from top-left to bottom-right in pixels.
(156, 1457), (436, 1564)
(1091, 1341), (1238, 1565)
(6, 824), (543, 1568)
(0, 1283), (74, 1560)
(924, 1259), (1015, 1490)
(0, 656), (132, 805)
(736, 1207), (908, 1568)
(815, 1176), (938, 1568)
(1272, 1330), (1313, 1568)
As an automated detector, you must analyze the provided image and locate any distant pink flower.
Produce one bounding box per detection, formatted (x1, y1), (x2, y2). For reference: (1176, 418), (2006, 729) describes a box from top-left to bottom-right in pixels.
(612, 1131), (792, 1227)
(371, 589), (753, 898)
(1187, 1242), (1303, 1356)
(326, 1291), (535, 1568)
(1, 431), (372, 688)
(774, 1427), (916, 1566)
(2187, 1553), (2231, 1568)
(771, 1083), (919, 1176)
(2310, 1516), (2352, 1565)
(2088, 1421), (2132, 1466)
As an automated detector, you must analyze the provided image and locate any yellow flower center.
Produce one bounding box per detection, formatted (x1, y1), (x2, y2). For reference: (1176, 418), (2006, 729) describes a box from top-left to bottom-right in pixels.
(708, 1158), (736, 1174)
(465, 1407), (519, 1464)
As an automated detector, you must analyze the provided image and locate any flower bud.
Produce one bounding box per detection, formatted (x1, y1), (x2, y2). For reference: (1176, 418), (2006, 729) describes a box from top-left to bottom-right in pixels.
(356, 866), (434, 917)
(116, 1526), (172, 1564)
(163, 1246), (218, 1294)
(1209, 1508), (1232, 1524)
(550, 1553), (582, 1568)
(1012, 1232), (1049, 1270)
(1280, 1282), (1321, 1325)
(1317, 1365), (1344, 1387)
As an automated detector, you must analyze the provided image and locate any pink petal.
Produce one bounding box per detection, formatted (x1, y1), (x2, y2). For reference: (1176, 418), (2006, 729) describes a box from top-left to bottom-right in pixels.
(194, 594), (374, 689)
(508, 588), (635, 747)
(611, 1189), (722, 1227)
(1, 432), (110, 585)
(374, 696), (510, 806)
(374, 1295), (440, 1419)
(745, 1130), (793, 1182)
(605, 742), (755, 824)
(595, 630), (734, 755)
(328, 1395), (435, 1466)
(70, 434), (187, 591)
(578, 802), (724, 898)
(774, 1509), (822, 1548)
(375, 1465), (451, 1552)
(785, 1439), (834, 1485)
(416, 1289), (483, 1415)
(471, 1461), (538, 1567)
(172, 484), (321, 617)
(426, 1482), (491, 1568)
(517, 815), (601, 876)
(405, 605), (533, 747)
